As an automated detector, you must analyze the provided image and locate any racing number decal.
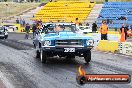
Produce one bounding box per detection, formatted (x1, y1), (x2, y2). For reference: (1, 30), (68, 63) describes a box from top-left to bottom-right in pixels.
(64, 48), (75, 52)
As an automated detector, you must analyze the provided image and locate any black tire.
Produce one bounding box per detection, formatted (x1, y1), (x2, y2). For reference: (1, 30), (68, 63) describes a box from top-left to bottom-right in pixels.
(84, 51), (91, 63)
(5, 35), (8, 39)
(36, 50), (40, 58)
(40, 50), (47, 63)
(33, 42), (36, 48)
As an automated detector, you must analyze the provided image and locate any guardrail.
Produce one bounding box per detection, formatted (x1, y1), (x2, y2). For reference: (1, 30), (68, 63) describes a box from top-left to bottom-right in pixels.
(96, 40), (118, 53)
(96, 40), (132, 56)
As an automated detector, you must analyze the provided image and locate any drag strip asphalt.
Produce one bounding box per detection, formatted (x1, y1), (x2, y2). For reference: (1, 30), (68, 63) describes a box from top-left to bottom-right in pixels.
(0, 33), (131, 88)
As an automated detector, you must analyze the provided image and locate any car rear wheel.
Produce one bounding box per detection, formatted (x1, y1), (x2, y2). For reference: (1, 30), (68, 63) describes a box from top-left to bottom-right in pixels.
(36, 50), (40, 58)
(84, 51), (91, 63)
(40, 50), (47, 63)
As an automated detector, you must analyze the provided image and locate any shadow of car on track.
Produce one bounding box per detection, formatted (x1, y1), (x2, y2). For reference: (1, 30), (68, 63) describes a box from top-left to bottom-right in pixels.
(35, 56), (90, 65)
(34, 56), (91, 72)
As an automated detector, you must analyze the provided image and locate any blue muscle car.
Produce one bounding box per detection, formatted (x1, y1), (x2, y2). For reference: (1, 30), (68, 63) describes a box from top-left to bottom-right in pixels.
(33, 23), (94, 63)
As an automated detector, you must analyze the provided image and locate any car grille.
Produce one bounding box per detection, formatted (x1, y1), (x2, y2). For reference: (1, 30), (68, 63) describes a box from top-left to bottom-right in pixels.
(56, 39), (82, 45)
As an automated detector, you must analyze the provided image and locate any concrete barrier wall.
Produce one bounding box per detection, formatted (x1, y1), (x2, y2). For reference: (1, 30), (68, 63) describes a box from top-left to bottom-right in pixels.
(96, 40), (132, 56)
(96, 40), (118, 53)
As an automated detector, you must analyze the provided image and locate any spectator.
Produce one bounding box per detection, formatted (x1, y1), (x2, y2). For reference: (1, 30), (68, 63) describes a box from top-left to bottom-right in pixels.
(92, 21), (97, 33)
(130, 25), (132, 30)
(109, 20), (113, 24)
(16, 18), (19, 24)
(125, 24), (129, 38)
(98, 15), (103, 18)
(75, 18), (80, 26)
(38, 19), (42, 23)
(100, 20), (109, 40)
(79, 23), (82, 26)
(2, 19), (4, 23)
(127, 29), (132, 37)
(107, 19), (110, 24)
(57, 20), (60, 23)
(86, 23), (89, 26)
(34, 19), (38, 24)
(120, 24), (127, 40)
(62, 20), (65, 23)
(36, 23), (43, 34)
(118, 16), (127, 20)
(127, 10), (132, 14)
(25, 23), (30, 39)
(89, 5), (91, 8)
(4, 26), (8, 31)
(20, 18), (23, 26)
(49, 20), (53, 23)
(2, 19), (6, 23)
(22, 19), (25, 27)
(55, 25), (62, 32)
(32, 24), (37, 38)
(125, 24), (129, 31)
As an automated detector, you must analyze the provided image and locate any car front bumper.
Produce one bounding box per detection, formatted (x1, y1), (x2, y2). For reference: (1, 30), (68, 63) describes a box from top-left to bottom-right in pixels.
(41, 45), (93, 52)
(0, 34), (5, 38)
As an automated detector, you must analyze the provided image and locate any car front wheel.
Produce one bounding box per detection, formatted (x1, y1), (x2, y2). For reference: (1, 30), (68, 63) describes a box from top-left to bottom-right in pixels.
(5, 35), (8, 39)
(84, 51), (91, 63)
(40, 50), (47, 63)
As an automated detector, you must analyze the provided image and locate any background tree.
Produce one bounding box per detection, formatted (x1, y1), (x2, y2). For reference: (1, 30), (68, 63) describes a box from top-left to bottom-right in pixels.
(31, 0), (34, 2)
(4, 0), (7, 2)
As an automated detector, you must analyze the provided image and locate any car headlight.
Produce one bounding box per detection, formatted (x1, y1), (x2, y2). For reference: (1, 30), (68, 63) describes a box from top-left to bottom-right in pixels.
(43, 40), (51, 46)
(86, 40), (94, 46)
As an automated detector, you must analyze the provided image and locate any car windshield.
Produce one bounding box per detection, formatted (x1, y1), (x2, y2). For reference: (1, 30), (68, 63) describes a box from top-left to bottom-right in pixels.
(44, 23), (76, 33)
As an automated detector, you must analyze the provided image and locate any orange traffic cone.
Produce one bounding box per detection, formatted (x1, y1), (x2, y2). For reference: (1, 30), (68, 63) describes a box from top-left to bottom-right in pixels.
(120, 28), (125, 42)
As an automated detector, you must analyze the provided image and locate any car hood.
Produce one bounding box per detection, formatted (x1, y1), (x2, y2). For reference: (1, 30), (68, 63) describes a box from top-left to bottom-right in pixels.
(41, 32), (93, 40)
